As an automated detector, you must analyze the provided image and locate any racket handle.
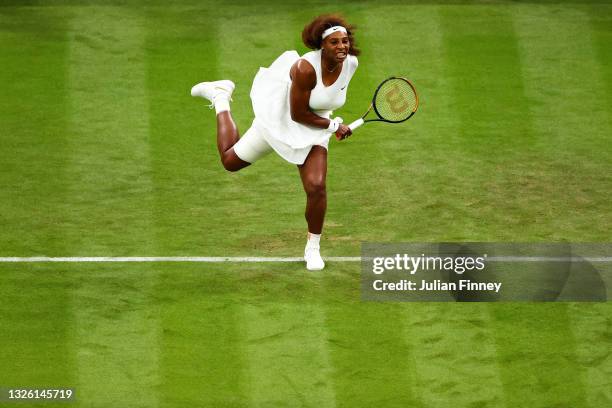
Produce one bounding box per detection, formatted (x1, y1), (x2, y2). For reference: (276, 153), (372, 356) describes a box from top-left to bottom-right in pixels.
(348, 118), (364, 131)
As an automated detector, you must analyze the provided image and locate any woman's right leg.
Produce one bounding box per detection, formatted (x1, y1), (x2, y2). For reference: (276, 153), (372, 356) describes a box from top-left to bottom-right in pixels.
(191, 80), (250, 172)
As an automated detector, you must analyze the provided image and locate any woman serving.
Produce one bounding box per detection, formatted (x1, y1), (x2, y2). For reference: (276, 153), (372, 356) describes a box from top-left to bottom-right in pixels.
(191, 14), (360, 270)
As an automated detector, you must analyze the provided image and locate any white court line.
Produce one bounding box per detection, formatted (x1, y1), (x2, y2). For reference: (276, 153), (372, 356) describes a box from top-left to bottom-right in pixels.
(0, 256), (610, 263)
(0, 257), (359, 263)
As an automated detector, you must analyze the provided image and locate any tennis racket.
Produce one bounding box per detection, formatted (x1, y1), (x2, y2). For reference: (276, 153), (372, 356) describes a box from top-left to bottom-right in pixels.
(348, 77), (418, 131)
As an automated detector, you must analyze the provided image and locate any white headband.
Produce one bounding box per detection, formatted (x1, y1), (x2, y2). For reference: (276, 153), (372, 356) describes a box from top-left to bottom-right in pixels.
(322, 26), (347, 39)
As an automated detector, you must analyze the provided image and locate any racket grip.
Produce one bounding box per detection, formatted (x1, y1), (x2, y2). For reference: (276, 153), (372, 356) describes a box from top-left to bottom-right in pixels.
(348, 118), (364, 131)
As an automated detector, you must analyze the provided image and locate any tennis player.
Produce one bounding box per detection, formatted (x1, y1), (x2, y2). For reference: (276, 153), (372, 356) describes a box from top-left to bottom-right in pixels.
(191, 14), (359, 270)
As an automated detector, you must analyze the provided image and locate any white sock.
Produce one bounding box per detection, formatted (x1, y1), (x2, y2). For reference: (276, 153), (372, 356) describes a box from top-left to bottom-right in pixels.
(214, 95), (231, 115)
(307, 233), (321, 248)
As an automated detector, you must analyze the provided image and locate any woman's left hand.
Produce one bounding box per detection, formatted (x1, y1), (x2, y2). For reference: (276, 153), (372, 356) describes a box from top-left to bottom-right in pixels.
(335, 124), (353, 141)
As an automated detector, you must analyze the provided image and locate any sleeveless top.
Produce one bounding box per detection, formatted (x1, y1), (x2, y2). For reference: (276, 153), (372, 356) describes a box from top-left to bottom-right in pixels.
(300, 49), (359, 119)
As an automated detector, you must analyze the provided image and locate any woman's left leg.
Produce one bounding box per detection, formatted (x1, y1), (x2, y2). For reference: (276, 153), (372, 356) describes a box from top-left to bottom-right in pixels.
(298, 146), (327, 270)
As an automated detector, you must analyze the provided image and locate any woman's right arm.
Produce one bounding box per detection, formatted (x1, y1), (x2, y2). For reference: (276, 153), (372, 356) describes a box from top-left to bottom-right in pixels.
(289, 60), (329, 129)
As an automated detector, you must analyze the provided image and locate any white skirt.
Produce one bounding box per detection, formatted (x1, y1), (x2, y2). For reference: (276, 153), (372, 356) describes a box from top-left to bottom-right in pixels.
(249, 51), (332, 165)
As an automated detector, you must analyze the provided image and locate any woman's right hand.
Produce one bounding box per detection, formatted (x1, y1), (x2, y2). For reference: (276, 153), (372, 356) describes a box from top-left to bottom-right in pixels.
(335, 124), (353, 141)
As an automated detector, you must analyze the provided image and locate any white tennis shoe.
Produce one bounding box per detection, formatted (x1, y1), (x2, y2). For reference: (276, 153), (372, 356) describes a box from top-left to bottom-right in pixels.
(304, 245), (325, 271)
(190, 80), (235, 107)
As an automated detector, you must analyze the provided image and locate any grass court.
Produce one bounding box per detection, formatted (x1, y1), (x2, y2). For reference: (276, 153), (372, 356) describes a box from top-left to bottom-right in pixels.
(1, 1), (611, 407)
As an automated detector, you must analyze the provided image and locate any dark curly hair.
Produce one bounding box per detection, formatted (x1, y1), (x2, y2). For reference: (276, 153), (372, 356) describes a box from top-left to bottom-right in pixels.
(302, 14), (360, 56)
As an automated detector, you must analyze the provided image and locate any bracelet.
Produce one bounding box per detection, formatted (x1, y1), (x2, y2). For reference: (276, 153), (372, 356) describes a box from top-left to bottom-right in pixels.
(327, 119), (339, 132)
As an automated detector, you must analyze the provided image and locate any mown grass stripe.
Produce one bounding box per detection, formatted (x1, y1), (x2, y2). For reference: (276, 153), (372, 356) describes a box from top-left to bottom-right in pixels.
(579, 8), (612, 405)
(67, 7), (158, 407)
(153, 265), (249, 407)
(319, 6), (425, 407)
(202, 4), (312, 255)
(438, 4), (543, 241)
(483, 6), (589, 406)
(0, 5), (75, 391)
(217, 7), (337, 406)
(398, 6), (505, 407)
(512, 4), (611, 242)
(439, 4), (554, 406)
(568, 303), (612, 408)
(407, 304), (506, 408)
(144, 6), (252, 403)
(512, 4), (612, 407)
(491, 303), (587, 407)
(241, 303), (337, 407)
(145, 4), (228, 257)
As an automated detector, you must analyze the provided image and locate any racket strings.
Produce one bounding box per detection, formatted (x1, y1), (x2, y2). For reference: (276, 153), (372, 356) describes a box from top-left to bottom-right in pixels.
(373, 79), (417, 122)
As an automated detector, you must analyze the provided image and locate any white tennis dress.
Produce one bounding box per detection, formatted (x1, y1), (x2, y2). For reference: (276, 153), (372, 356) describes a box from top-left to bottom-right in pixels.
(244, 49), (358, 164)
